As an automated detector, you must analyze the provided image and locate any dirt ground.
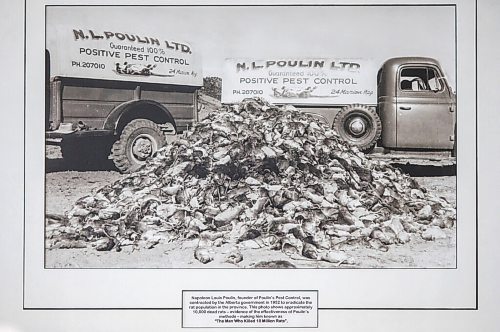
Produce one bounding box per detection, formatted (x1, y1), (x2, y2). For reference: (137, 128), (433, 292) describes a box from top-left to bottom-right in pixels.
(44, 146), (457, 269)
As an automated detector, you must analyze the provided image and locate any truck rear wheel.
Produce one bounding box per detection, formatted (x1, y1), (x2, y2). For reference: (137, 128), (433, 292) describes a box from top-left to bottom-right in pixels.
(333, 104), (382, 151)
(112, 119), (166, 173)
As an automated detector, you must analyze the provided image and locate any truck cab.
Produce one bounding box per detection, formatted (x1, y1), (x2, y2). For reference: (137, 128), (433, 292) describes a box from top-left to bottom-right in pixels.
(377, 57), (456, 153)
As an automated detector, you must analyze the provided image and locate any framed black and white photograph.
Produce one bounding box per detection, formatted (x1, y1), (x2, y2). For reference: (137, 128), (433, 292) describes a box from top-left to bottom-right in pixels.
(43, 5), (458, 271)
(0, 0), (497, 331)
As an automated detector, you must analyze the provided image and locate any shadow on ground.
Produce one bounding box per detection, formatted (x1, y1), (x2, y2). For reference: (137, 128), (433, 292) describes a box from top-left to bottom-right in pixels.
(45, 157), (118, 173)
(394, 164), (456, 177)
(45, 157), (456, 177)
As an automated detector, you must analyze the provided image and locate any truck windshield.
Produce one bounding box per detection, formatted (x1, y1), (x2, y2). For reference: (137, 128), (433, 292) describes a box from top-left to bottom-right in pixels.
(400, 67), (443, 92)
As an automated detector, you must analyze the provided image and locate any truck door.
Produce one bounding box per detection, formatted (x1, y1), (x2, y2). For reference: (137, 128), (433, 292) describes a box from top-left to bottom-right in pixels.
(396, 65), (455, 149)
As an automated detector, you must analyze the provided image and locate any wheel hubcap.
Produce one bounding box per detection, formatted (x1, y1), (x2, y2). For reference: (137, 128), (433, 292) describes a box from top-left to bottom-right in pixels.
(348, 117), (367, 136)
(131, 135), (156, 162)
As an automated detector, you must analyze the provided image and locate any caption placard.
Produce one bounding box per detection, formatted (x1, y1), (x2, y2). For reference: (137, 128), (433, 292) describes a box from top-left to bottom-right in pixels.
(182, 290), (318, 328)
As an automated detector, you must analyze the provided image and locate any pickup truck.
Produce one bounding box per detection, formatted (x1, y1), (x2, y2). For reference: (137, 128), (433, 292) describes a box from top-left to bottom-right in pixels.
(223, 57), (456, 165)
(45, 25), (202, 172)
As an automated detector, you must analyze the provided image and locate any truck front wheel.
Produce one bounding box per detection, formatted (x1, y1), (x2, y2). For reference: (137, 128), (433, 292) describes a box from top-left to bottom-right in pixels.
(333, 104), (382, 151)
(112, 119), (166, 173)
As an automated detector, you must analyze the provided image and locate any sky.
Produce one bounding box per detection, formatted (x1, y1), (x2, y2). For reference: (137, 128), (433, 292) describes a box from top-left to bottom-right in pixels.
(47, 5), (456, 88)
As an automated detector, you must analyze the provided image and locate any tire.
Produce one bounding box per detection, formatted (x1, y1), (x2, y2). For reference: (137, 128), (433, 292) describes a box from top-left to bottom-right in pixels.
(112, 119), (166, 173)
(61, 137), (113, 170)
(332, 104), (382, 151)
